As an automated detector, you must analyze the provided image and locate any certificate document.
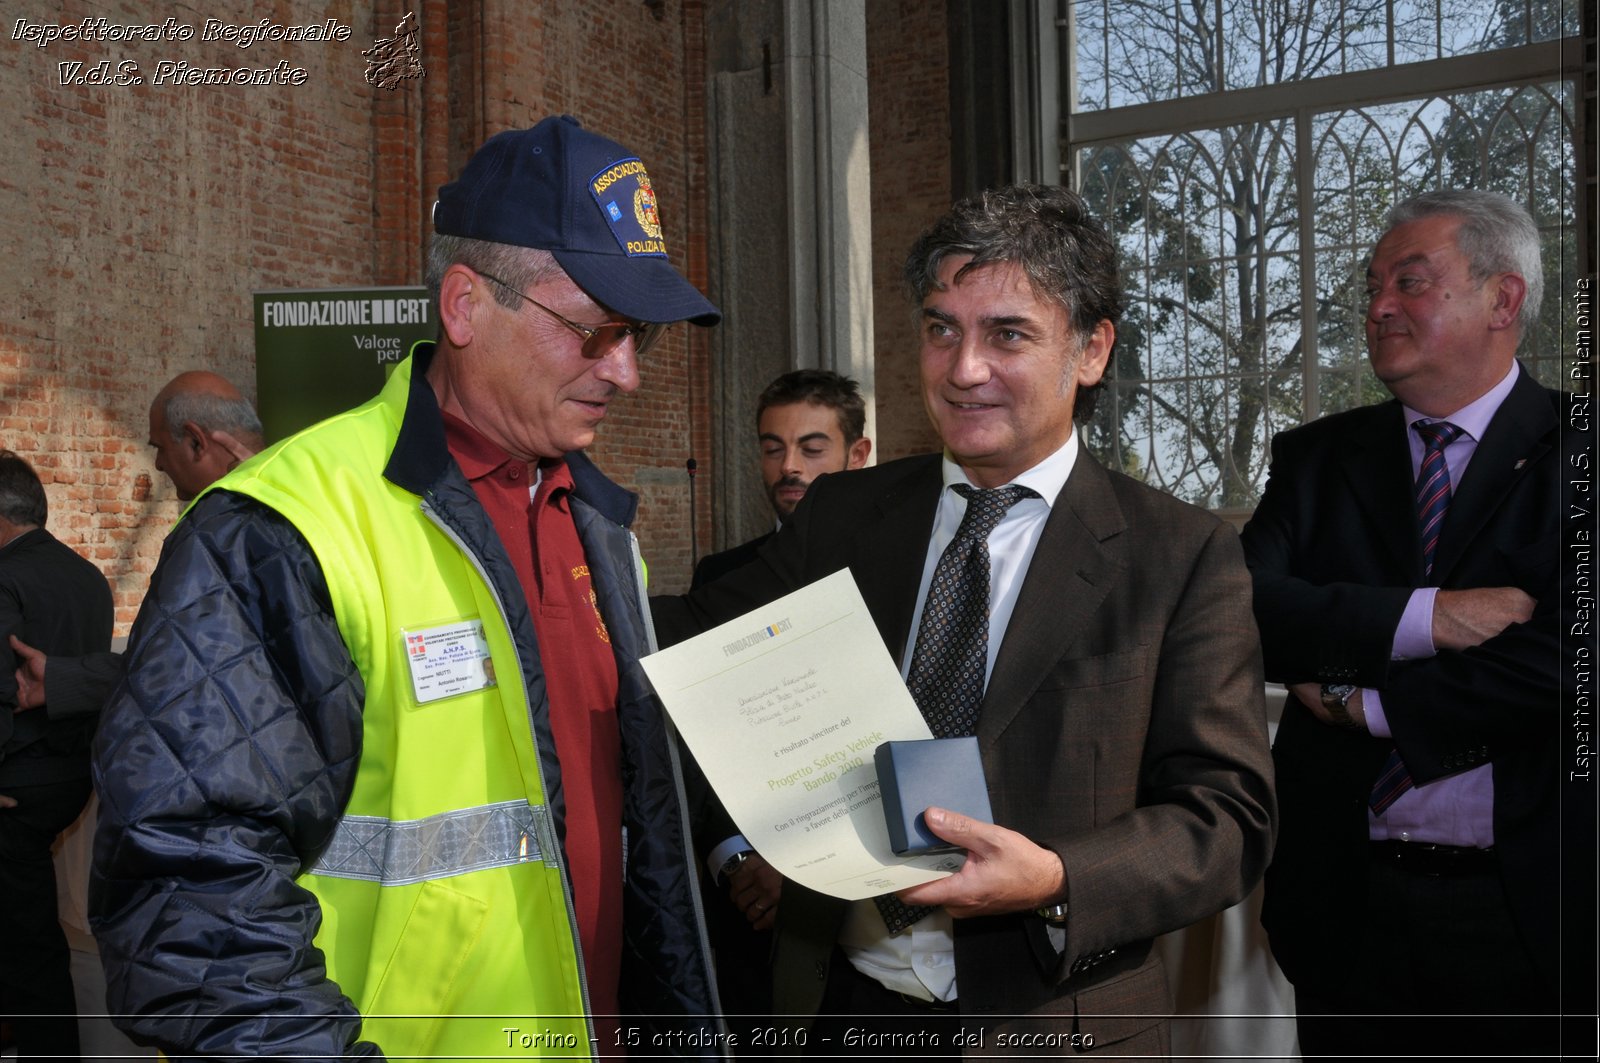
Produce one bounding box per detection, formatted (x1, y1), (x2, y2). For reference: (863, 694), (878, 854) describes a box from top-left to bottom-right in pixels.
(642, 570), (962, 899)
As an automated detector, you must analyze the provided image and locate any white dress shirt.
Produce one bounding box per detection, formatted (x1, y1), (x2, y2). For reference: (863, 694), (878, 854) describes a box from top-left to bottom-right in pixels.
(842, 430), (1080, 1002)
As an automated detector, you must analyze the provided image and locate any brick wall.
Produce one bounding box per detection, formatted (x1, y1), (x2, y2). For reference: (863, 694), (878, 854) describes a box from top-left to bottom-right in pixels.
(1, 0), (377, 630)
(865, 0), (950, 463)
(1, 0), (715, 630)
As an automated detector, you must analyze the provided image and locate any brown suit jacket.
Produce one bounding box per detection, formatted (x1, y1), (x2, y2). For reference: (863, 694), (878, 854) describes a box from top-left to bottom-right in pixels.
(655, 450), (1275, 1052)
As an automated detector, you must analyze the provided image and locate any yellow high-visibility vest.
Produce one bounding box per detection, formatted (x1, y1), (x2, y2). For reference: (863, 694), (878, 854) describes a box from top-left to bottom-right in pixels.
(224, 357), (591, 1060)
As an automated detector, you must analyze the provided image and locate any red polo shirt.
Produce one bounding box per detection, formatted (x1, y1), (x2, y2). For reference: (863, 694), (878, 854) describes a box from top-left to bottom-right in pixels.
(442, 412), (624, 1026)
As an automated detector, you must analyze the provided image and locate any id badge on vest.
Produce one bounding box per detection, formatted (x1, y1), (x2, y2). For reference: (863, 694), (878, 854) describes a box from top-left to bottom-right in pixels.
(401, 619), (497, 705)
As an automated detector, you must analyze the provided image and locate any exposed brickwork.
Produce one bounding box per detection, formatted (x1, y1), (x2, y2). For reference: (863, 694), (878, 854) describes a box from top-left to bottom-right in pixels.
(1, 0), (951, 622)
(1, 0), (377, 629)
(3, 0), (715, 629)
(865, 0), (951, 465)
(370, 4), (423, 286)
(678, 0), (717, 589)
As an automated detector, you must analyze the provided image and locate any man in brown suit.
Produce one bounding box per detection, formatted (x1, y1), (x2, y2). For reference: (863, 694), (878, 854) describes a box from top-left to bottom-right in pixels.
(655, 184), (1275, 1055)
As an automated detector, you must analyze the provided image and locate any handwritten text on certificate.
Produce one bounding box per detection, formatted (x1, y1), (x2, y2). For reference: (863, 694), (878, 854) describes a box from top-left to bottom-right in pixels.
(642, 570), (961, 899)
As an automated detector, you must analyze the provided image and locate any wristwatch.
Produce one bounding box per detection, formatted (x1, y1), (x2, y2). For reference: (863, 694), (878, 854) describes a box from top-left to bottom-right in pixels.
(1035, 903), (1069, 925)
(1320, 683), (1356, 708)
(716, 849), (755, 886)
(1320, 683), (1358, 724)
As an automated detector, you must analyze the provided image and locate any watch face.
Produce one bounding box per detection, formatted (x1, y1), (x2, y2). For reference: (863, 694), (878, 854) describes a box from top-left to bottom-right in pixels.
(1321, 683), (1356, 707)
(718, 851), (752, 881)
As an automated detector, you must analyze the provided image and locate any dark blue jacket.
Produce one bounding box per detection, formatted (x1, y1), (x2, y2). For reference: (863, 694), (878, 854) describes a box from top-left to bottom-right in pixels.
(90, 344), (721, 1059)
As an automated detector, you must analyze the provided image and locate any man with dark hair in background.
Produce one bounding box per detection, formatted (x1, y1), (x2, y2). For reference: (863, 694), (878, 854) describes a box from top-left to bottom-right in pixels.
(0, 449), (114, 1063)
(689, 368), (870, 1047)
(1243, 188), (1581, 1058)
(656, 184), (1275, 1055)
(692, 369), (872, 588)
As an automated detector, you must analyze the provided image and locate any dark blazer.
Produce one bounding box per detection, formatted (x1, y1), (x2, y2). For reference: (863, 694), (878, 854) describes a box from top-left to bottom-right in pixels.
(655, 451), (1275, 1050)
(691, 531), (773, 590)
(1241, 364), (1577, 996)
(0, 528), (114, 785)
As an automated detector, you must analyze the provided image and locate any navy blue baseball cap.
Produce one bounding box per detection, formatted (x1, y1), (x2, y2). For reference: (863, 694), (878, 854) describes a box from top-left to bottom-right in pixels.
(433, 115), (720, 326)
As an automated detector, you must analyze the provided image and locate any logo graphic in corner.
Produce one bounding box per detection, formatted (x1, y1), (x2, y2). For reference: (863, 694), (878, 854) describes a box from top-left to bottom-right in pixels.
(364, 11), (426, 91)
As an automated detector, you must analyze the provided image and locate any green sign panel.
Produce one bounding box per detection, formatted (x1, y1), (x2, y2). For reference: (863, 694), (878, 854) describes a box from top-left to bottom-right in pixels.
(253, 287), (432, 443)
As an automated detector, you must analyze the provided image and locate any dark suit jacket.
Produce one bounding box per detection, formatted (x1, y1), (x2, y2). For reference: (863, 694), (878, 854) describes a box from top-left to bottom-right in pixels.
(32, 651), (123, 719)
(686, 533), (779, 1024)
(1241, 364), (1579, 997)
(655, 451), (1275, 1049)
(691, 531), (773, 590)
(0, 528), (115, 785)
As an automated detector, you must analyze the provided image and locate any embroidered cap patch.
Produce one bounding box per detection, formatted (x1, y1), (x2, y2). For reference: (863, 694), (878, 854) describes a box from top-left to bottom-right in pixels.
(589, 157), (668, 258)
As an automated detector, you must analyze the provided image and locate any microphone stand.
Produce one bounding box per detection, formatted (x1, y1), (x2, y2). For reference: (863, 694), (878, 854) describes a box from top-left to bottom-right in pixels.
(685, 457), (698, 566)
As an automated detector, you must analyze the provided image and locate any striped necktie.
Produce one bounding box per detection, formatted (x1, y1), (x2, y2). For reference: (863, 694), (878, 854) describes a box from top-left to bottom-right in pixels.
(1413, 420), (1464, 581)
(1371, 419), (1463, 815)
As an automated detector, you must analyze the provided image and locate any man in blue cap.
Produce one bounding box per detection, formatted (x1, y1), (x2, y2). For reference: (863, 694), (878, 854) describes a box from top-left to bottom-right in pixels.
(90, 117), (724, 1060)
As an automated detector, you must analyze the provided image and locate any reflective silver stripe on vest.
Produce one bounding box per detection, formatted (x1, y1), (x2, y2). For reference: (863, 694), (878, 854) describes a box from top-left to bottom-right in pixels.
(307, 799), (557, 885)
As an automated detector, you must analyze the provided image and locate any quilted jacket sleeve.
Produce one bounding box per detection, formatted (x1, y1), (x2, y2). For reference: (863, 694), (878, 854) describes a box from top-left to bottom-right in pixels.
(89, 490), (377, 1060)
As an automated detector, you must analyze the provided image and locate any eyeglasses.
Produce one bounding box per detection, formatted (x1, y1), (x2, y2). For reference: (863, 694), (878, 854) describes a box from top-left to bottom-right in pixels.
(476, 271), (668, 358)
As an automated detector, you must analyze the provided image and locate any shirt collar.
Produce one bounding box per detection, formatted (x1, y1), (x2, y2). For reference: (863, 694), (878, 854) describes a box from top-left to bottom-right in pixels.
(1403, 362), (1519, 442)
(440, 409), (519, 483)
(938, 426), (1079, 507)
(534, 458), (575, 499)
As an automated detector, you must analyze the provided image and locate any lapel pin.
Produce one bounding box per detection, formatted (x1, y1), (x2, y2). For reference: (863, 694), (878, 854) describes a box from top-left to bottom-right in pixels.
(1513, 458), (1527, 470)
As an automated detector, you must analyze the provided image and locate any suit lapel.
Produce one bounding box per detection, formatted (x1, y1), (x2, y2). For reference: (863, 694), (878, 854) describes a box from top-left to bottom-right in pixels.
(1335, 402), (1422, 582)
(977, 453), (1127, 746)
(1433, 366), (1555, 582)
(852, 457), (942, 670)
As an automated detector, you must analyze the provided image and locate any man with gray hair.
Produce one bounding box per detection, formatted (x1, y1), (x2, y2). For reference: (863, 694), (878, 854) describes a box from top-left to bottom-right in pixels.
(9, 372), (265, 718)
(1243, 188), (1578, 1057)
(146, 370), (265, 501)
(90, 116), (722, 1060)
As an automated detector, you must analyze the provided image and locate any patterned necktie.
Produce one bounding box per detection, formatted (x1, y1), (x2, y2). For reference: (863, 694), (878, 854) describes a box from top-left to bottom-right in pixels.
(1412, 420), (1463, 581)
(1371, 420), (1464, 815)
(877, 482), (1037, 935)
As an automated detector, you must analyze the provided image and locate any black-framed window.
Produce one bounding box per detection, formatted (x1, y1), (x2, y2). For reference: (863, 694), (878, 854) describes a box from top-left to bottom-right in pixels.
(1066, 0), (1586, 512)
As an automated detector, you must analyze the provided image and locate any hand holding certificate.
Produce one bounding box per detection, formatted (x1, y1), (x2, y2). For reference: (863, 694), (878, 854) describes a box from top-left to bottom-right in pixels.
(641, 570), (962, 899)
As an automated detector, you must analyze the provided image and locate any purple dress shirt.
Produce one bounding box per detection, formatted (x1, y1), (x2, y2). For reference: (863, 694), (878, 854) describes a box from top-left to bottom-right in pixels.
(1364, 363), (1521, 847)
